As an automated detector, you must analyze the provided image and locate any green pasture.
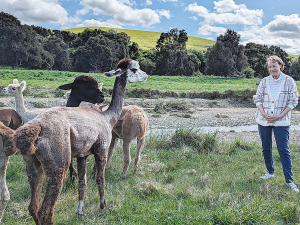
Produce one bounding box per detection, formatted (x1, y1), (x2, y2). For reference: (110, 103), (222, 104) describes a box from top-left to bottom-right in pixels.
(2, 130), (300, 224)
(2, 68), (300, 100)
(0, 68), (257, 92)
(65, 27), (215, 51)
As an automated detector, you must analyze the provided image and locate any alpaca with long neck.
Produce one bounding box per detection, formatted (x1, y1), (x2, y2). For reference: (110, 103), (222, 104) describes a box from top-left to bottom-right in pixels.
(2, 79), (43, 123)
(0, 59), (147, 225)
(0, 108), (23, 222)
(106, 105), (149, 178)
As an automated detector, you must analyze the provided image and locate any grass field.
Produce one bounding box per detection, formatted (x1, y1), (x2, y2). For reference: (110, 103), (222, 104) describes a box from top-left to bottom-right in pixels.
(2, 130), (300, 224)
(0, 68), (260, 92)
(65, 27), (215, 52)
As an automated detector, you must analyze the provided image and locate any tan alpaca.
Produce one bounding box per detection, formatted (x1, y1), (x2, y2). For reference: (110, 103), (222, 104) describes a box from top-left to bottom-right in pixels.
(0, 59), (147, 225)
(105, 105), (149, 178)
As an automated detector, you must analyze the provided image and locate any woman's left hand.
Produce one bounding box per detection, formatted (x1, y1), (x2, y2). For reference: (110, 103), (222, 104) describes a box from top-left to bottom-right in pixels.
(267, 115), (282, 123)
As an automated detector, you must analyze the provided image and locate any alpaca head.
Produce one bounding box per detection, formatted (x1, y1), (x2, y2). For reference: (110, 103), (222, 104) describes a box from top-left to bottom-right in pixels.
(104, 59), (148, 83)
(2, 79), (26, 97)
(59, 75), (105, 107)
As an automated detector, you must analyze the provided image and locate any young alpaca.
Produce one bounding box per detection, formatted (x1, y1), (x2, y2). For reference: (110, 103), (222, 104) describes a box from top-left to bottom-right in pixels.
(0, 59), (147, 225)
(2, 79), (43, 123)
(0, 108), (23, 222)
(105, 105), (149, 178)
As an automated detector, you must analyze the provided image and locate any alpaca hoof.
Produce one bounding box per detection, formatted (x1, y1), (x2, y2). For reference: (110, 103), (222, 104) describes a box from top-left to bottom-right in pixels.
(100, 199), (106, 209)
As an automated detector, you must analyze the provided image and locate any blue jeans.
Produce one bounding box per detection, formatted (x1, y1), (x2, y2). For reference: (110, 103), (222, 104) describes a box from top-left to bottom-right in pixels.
(258, 125), (294, 183)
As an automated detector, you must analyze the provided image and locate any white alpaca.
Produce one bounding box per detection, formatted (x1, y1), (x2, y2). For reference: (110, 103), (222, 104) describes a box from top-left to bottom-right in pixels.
(2, 79), (44, 123)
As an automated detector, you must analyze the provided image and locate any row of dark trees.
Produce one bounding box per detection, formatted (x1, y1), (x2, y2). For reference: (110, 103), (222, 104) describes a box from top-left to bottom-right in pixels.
(1, 11), (300, 79)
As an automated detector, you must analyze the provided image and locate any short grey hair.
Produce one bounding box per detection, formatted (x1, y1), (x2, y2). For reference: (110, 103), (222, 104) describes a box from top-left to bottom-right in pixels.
(266, 55), (284, 71)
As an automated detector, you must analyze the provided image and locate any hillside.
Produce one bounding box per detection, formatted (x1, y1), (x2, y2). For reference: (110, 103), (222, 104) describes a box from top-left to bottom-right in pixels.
(65, 27), (215, 52)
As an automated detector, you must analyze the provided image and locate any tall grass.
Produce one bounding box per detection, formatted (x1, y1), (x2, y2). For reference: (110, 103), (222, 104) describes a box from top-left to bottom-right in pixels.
(3, 129), (300, 224)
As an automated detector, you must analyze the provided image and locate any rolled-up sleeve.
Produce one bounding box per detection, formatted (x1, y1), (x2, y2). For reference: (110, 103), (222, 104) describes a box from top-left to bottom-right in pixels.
(287, 78), (298, 110)
(253, 79), (265, 106)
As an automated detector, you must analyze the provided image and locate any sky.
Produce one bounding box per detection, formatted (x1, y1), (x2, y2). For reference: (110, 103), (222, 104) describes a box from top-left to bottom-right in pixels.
(2, 0), (300, 55)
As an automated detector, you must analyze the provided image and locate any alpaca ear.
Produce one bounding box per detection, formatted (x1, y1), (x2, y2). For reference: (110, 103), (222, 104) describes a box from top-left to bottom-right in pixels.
(13, 79), (19, 84)
(104, 68), (123, 77)
(98, 83), (103, 91)
(20, 81), (26, 93)
(59, 83), (74, 90)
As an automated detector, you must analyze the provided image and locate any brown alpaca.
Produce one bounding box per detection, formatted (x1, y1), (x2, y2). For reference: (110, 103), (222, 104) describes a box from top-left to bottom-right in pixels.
(0, 108), (23, 222)
(0, 59), (147, 225)
(105, 105), (149, 178)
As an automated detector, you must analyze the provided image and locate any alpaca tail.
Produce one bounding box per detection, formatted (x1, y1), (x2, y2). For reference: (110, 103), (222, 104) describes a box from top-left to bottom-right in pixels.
(0, 121), (19, 156)
(14, 121), (42, 155)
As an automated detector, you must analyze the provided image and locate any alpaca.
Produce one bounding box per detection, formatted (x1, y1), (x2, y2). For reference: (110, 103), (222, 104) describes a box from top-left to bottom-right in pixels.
(2, 79), (43, 123)
(0, 58), (147, 225)
(0, 108), (23, 222)
(105, 105), (149, 178)
(58, 76), (105, 179)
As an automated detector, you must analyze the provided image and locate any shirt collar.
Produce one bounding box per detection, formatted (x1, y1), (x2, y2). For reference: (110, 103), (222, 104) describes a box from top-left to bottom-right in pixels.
(270, 73), (283, 82)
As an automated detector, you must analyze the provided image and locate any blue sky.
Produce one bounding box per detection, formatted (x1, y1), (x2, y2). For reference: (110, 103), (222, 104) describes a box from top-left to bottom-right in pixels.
(2, 0), (300, 54)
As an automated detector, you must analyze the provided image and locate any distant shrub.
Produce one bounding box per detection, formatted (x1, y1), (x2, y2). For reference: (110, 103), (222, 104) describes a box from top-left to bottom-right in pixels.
(34, 102), (45, 108)
(54, 88), (65, 97)
(34, 91), (49, 98)
(242, 66), (255, 79)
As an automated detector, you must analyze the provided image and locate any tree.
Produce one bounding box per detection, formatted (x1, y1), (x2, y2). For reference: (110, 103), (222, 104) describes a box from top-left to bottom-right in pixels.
(289, 56), (300, 80)
(72, 36), (114, 73)
(155, 28), (198, 76)
(129, 42), (141, 60)
(205, 41), (235, 77)
(244, 43), (291, 78)
(43, 37), (71, 71)
(205, 29), (248, 77)
(0, 16), (53, 69)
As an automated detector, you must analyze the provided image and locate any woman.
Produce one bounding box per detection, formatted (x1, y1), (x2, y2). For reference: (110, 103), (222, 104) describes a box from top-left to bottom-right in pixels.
(253, 55), (299, 192)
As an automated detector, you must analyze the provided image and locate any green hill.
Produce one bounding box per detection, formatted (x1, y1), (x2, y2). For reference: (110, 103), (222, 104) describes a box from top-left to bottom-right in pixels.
(65, 27), (215, 52)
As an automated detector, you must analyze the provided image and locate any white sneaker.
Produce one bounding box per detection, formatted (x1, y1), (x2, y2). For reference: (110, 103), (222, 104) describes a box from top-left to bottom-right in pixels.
(287, 183), (299, 193)
(260, 172), (274, 180)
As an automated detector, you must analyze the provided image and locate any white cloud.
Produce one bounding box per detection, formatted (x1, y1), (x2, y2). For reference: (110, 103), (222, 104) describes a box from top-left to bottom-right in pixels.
(76, 19), (123, 29)
(145, 0), (152, 6)
(161, 0), (178, 2)
(213, 0), (241, 13)
(0, 0), (70, 25)
(198, 24), (227, 36)
(238, 14), (300, 54)
(265, 14), (300, 39)
(158, 9), (171, 19)
(80, 0), (167, 27)
(185, 1), (263, 26)
(185, 3), (209, 17)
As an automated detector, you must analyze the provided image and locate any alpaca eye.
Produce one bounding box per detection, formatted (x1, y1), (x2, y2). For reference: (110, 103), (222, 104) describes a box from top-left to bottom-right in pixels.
(131, 68), (137, 74)
(12, 88), (16, 90)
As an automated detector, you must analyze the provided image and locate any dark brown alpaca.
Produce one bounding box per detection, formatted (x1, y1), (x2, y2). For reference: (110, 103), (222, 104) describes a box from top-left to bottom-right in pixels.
(0, 108), (23, 222)
(0, 59), (147, 225)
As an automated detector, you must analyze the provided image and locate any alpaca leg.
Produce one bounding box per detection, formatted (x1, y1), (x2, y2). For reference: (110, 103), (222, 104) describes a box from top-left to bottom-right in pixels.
(0, 137), (9, 222)
(75, 156), (87, 216)
(106, 132), (118, 169)
(69, 159), (78, 180)
(134, 136), (146, 173)
(38, 164), (69, 225)
(121, 141), (131, 179)
(22, 154), (44, 225)
(94, 143), (107, 210)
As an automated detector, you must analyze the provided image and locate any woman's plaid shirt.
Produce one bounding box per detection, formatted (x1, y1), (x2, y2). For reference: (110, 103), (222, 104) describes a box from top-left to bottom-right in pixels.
(253, 73), (298, 126)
